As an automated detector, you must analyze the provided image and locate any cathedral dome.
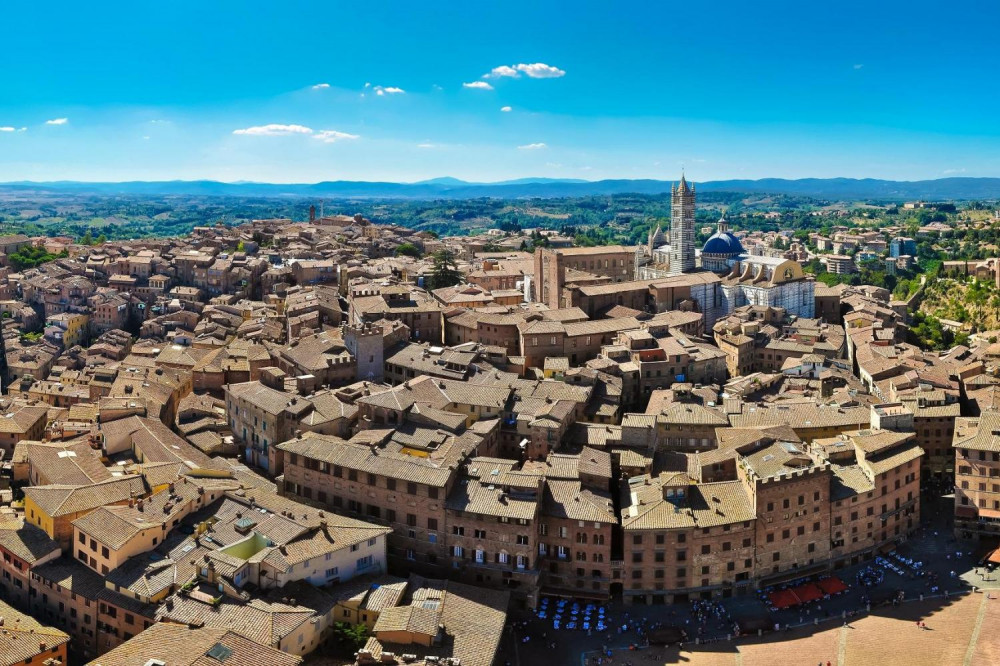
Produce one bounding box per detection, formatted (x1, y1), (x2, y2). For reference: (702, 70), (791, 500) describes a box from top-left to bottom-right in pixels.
(702, 230), (744, 256)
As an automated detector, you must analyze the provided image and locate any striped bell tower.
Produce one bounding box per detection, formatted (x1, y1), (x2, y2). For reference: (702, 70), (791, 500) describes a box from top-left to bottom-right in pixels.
(668, 174), (696, 275)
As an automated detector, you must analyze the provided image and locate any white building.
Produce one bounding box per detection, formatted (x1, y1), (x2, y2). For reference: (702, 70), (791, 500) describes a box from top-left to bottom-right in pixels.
(720, 255), (815, 318)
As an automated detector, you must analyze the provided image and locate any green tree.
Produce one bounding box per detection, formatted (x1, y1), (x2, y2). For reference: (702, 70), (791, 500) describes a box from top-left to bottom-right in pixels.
(428, 250), (462, 290)
(95, 234), (107, 245)
(81, 230), (93, 245)
(395, 242), (422, 258)
(331, 622), (369, 651)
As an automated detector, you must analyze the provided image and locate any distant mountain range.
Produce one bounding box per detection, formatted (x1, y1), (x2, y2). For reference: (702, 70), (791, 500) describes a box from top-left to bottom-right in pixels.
(4, 176), (1000, 200)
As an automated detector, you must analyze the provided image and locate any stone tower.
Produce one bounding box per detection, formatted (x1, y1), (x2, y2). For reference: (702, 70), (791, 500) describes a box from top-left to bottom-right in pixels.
(343, 321), (384, 383)
(668, 174), (696, 275)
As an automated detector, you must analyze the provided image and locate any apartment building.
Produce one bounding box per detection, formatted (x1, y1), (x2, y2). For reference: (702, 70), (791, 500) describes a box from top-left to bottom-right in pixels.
(953, 411), (1000, 539)
(277, 423), (497, 580)
(620, 427), (922, 604)
(533, 246), (634, 310)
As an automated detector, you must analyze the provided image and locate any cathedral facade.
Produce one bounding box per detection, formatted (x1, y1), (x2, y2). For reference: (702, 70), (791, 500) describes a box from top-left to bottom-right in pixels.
(638, 174), (815, 320)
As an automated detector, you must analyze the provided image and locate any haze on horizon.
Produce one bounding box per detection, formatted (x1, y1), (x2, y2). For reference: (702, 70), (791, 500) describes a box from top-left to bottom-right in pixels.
(2, 0), (999, 185)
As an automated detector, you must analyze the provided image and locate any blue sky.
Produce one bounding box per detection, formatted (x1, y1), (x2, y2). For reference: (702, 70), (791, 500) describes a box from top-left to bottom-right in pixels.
(2, 0), (999, 183)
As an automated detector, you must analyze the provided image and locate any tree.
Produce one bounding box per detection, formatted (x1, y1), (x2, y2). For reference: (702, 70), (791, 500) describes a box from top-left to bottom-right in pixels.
(428, 250), (462, 290)
(95, 234), (107, 245)
(395, 242), (421, 258)
(331, 622), (369, 652)
(81, 231), (93, 245)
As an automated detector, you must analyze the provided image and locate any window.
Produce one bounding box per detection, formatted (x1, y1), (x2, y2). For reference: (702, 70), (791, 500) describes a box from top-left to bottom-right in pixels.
(408, 482), (418, 495)
(452, 526), (465, 536)
(427, 518), (438, 531)
(356, 556), (374, 570)
(517, 535), (529, 545)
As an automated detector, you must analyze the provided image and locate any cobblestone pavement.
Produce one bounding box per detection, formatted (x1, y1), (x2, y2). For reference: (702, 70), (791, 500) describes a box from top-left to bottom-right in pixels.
(648, 593), (998, 666)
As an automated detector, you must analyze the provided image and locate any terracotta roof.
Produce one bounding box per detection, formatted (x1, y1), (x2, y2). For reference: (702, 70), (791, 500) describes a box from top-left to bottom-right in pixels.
(89, 623), (302, 666)
(0, 598), (69, 666)
(25, 476), (145, 518)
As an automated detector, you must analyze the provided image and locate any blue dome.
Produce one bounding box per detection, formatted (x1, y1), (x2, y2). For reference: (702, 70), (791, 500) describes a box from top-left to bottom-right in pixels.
(702, 231), (745, 255)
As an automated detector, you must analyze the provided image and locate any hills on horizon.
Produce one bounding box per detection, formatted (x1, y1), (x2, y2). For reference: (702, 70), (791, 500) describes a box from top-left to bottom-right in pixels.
(4, 176), (1000, 201)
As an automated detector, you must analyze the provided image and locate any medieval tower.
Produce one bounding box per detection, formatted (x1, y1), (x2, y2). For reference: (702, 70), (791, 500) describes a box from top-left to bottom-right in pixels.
(668, 174), (696, 275)
(343, 322), (384, 383)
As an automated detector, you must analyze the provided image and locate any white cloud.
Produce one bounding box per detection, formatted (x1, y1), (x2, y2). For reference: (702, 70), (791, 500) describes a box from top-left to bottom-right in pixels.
(463, 81), (494, 90)
(311, 83), (330, 89)
(518, 142), (547, 150)
(417, 143), (436, 149)
(500, 106), (512, 112)
(484, 63), (565, 79)
(17, 127), (26, 132)
(374, 86), (405, 96)
(46, 117), (68, 125)
(515, 63), (565, 78)
(853, 64), (864, 70)
(485, 65), (520, 79)
(313, 130), (360, 143)
(0, 127), (14, 133)
(232, 123), (314, 136)
(942, 168), (967, 175)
